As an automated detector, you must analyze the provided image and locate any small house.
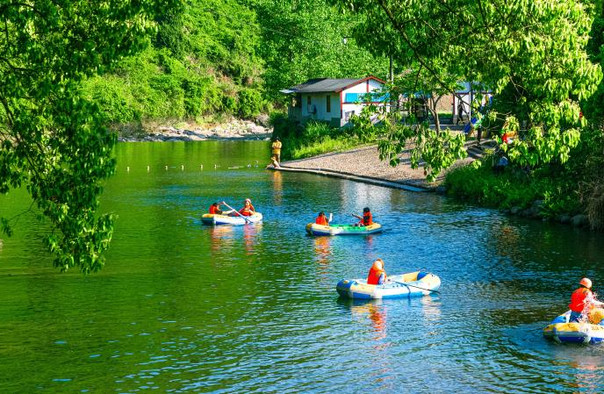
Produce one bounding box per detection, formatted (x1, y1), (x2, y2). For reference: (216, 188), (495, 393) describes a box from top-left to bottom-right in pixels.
(281, 76), (388, 127)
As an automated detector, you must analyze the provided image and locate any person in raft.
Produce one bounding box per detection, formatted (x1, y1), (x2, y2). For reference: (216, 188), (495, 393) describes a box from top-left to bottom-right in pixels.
(367, 258), (388, 285)
(352, 207), (373, 226)
(315, 211), (329, 226)
(208, 202), (225, 215)
(569, 277), (604, 323)
(237, 198), (256, 216)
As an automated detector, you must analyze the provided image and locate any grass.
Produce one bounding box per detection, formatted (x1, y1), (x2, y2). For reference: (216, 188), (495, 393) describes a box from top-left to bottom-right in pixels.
(287, 136), (365, 159)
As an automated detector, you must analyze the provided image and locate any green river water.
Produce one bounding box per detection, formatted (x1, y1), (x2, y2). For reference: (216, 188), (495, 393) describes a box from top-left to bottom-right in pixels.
(0, 141), (603, 393)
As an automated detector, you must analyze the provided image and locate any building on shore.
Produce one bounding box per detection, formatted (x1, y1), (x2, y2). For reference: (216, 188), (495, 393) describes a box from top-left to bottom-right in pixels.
(281, 76), (388, 127)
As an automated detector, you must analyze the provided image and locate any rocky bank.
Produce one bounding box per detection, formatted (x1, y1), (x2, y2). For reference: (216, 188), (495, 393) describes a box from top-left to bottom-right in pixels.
(117, 116), (273, 142)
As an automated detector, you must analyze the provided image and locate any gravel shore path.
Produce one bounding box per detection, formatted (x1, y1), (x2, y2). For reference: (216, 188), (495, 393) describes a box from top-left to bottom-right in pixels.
(274, 144), (479, 191)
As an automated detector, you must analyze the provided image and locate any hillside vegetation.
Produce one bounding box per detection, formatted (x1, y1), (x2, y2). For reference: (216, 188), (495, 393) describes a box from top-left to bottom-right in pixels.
(81, 0), (389, 129)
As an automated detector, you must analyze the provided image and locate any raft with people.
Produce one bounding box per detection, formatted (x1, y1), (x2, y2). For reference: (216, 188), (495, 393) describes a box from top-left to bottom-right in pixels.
(542, 277), (604, 344)
(306, 222), (382, 236)
(202, 212), (263, 225)
(543, 310), (604, 344)
(307, 207), (382, 236)
(202, 199), (262, 225)
(336, 270), (441, 300)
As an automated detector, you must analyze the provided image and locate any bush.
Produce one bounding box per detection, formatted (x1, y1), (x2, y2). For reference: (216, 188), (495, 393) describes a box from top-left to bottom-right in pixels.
(270, 112), (301, 140)
(445, 158), (581, 217)
(238, 88), (264, 119)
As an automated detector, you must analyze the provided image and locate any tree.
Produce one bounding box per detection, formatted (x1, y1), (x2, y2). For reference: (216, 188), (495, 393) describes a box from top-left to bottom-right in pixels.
(0, 0), (178, 273)
(247, 0), (389, 100)
(337, 0), (602, 179)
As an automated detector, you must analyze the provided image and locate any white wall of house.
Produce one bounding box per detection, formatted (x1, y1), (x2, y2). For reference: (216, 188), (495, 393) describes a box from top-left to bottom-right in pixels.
(296, 78), (386, 126)
(341, 79), (386, 125)
(301, 93), (341, 125)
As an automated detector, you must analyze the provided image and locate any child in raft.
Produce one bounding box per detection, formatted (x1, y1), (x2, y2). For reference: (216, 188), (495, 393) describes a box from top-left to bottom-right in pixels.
(209, 202), (224, 215)
(352, 207), (373, 227)
(569, 277), (604, 323)
(367, 258), (388, 285)
(315, 211), (329, 226)
(237, 198), (256, 216)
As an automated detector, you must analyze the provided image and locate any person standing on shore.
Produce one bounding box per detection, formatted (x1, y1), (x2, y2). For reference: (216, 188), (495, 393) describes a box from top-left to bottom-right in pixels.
(456, 100), (466, 125)
(271, 137), (282, 167)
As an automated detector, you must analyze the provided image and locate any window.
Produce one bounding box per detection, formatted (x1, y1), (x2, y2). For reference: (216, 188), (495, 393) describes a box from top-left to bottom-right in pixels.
(307, 96), (311, 106)
(326, 95), (331, 112)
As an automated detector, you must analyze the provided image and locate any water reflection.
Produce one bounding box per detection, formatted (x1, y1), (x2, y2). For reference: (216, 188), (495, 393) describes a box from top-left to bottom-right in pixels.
(553, 351), (604, 392)
(209, 225), (235, 252)
(493, 224), (522, 258)
(243, 223), (262, 255)
(338, 298), (388, 342)
(420, 295), (442, 322)
(271, 170), (283, 205)
(313, 236), (332, 279)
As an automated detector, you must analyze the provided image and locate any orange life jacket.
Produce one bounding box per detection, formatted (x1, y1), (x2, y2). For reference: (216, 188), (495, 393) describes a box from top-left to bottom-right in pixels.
(569, 287), (592, 313)
(367, 265), (386, 285)
(316, 216), (328, 225)
(209, 205), (220, 214)
(361, 212), (373, 226)
(239, 207), (253, 216)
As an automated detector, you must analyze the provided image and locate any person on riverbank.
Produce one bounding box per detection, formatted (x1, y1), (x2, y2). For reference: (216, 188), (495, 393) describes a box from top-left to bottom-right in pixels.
(209, 202), (224, 215)
(456, 100), (466, 125)
(569, 278), (604, 323)
(271, 137), (282, 167)
(353, 207), (373, 226)
(238, 198), (256, 216)
(315, 211), (329, 226)
(367, 258), (387, 285)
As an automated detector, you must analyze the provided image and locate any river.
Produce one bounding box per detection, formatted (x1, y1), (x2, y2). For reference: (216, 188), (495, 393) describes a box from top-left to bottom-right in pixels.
(0, 141), (603, 392)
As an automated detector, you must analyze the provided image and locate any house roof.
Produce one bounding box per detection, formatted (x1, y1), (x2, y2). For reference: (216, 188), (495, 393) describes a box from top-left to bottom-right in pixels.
(281, 76), (386, 94)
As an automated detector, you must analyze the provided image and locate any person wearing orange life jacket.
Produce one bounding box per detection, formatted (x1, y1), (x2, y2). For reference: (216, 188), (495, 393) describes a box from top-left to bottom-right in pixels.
(569, 278), (604, 322)
(353, 207), (373, 227)
(238, 198), (256, 217)
(208, 202), (224, 215)
(367, 258), (387, 285)
(315, 211), (329, 226)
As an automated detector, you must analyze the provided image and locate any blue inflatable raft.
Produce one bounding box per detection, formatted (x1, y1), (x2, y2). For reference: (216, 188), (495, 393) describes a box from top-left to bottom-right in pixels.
(543, 310), (604, 344)
(336, 271), (441, 300)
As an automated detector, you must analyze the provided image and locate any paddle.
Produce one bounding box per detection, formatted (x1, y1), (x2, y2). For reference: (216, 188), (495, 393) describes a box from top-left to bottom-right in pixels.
(221, 201), (252, 224)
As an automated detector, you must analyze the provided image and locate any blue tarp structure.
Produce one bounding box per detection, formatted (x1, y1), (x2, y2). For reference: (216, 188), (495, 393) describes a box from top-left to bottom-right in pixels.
(344, 92), (389, 103)
(464, 114), (484, 133)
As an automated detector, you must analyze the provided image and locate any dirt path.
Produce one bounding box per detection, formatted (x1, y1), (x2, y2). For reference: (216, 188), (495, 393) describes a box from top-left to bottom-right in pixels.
(273, 142), (491, 191)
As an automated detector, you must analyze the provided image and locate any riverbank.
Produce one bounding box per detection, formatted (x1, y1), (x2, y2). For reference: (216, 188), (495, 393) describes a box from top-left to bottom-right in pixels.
(271, 142), (595, 230)
(271, 144), (479, 192)
(116, 116), (273, 142)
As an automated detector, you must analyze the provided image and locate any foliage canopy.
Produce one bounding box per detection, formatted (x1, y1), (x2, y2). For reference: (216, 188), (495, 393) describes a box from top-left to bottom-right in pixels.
(0, 0), (177, 273)
(338, 0), (602, 179)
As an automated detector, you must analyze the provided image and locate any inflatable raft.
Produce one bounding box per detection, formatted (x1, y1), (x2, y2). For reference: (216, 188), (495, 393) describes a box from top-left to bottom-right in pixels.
(336, 271), (441, 299)
(201, 212), (263, 225)
(543, 310), (604, 344)
(306, 222), (382, 236)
